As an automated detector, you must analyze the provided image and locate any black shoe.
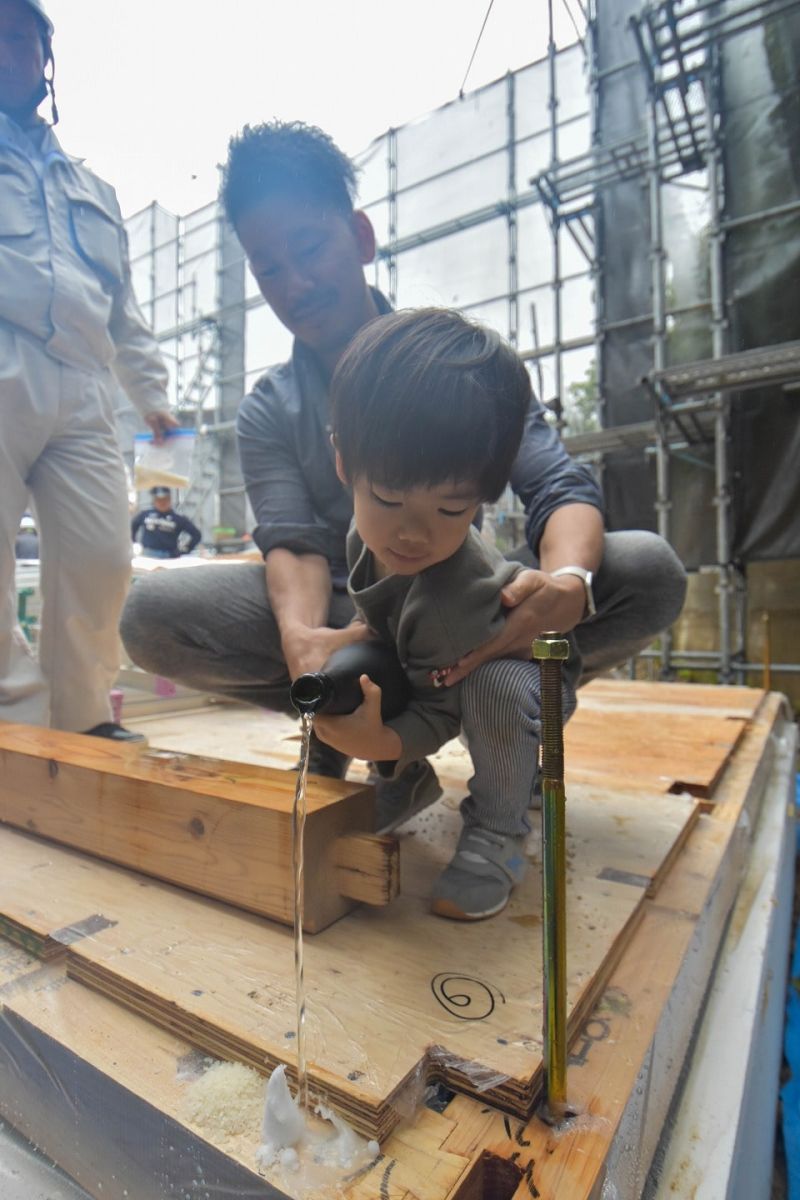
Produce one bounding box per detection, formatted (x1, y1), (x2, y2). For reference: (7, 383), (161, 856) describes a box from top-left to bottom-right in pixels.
(294, 731), (350, 779)
(82, 722), (147, 745)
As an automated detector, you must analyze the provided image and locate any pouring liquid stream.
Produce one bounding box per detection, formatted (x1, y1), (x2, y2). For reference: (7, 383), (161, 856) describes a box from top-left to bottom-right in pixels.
(256, 701), (381, 1178)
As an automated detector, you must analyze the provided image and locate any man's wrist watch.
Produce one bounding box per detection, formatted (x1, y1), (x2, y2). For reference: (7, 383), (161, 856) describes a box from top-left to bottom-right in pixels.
(551, 565), (596, 619)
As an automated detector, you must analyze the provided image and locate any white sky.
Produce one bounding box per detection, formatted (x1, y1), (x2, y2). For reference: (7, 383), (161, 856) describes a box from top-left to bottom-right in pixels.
(45, 0), (578, 217)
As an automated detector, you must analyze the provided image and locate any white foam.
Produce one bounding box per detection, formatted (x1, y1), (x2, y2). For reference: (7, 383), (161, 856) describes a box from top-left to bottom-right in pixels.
(256, 1065), (382, 1192)
(256, 1064), (306, 1166)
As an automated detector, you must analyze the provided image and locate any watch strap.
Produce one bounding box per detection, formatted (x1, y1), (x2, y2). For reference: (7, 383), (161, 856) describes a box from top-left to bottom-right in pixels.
(551, 565), (596, 618)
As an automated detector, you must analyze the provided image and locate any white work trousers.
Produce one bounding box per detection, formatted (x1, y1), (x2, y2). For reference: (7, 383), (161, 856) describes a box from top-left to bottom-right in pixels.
(0, 325), (131, 731)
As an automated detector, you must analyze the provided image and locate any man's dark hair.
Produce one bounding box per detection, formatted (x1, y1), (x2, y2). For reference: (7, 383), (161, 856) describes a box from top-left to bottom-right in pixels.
(221, 121), (358, 228)
(331, 309), (531, 503)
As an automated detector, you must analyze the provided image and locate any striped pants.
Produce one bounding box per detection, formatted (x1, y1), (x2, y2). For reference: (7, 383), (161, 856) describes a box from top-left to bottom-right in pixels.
(459, 658), (576, 838)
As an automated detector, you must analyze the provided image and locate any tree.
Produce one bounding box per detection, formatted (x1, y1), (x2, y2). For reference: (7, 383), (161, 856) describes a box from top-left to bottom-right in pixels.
(565, 360), (600, 433)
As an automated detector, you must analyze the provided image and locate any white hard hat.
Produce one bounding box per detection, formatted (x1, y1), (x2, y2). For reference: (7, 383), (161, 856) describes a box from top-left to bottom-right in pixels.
(20, 514), (36, 531)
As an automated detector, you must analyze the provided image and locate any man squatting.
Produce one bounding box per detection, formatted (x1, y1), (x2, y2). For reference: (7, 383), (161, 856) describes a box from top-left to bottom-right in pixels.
(120, 123), (687, 913)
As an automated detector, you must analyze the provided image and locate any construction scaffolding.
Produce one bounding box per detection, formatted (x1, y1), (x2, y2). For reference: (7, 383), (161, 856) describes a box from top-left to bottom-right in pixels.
(125, 23), (595, 539)
(536, 0), (800, 683)
(124, 0), (800, 684)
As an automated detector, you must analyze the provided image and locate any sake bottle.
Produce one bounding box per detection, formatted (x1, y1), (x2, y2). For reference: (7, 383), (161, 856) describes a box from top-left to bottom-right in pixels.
(289, 640), (411, 719)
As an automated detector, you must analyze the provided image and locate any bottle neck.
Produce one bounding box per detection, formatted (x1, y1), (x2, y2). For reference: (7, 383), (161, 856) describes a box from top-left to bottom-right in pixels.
(289, 671), (333, 715)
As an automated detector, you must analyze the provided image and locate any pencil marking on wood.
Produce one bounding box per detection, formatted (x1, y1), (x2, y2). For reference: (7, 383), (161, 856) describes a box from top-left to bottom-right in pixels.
(521, 1158), (540, 1197)
(342, 1149), (384, 1186)
(430, 973), (504, 1021)
(379, 1157), (397, 1198)
(597, 866), (651, 889)
(569, 1015), (612, 1067)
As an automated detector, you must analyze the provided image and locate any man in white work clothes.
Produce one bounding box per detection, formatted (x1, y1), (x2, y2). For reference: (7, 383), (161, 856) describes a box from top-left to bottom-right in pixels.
(0, 0), (176, 740)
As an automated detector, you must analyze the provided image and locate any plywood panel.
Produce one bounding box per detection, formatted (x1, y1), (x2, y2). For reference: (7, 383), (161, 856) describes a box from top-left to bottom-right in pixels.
(122, 680), (762, 802)
(0, 687), (782, 1200)
(565, 706), (749, 796)
(0, 958), (281, 1198)
(0, 951), (471, 1200)
(440, 692), (787, 1200)
(0, 780), (697, 1142)
(561, 680), (762, 797)
(575, 679), (765, 720)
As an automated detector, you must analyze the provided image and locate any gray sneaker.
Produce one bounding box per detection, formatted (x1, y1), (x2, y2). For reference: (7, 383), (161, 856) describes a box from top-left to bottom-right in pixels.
(374, 760), (443, 833)
(431, 826), (528, 921)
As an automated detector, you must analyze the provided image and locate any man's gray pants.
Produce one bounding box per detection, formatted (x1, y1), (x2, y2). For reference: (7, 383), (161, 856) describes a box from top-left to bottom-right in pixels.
(1, 327), (132, 731)
(120, 530), (687, 714)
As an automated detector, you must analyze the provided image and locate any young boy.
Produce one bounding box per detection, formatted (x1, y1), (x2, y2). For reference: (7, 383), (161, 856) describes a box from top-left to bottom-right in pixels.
(314, 308), (576, 921)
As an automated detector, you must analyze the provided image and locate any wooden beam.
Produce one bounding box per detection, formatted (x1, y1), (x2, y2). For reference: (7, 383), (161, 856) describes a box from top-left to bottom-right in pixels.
(335, 833), (400, 906)
(0, 724), (397, 933)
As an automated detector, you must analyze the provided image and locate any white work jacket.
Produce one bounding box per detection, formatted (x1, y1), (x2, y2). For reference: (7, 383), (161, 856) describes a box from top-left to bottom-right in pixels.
(0, 113), (167, 416)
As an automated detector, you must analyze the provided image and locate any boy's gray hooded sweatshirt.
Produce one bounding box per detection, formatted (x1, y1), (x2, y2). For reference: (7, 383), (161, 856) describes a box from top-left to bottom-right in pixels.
(346, 525), (522, 775)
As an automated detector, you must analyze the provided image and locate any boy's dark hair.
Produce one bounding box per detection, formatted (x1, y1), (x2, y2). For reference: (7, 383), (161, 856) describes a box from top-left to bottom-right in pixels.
(221, 121), (358, 228)
(331, 309), (531, 503)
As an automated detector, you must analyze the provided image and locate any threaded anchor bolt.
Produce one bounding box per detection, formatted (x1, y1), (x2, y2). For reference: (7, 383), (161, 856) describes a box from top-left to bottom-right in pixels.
(531, 631), (570, 1117)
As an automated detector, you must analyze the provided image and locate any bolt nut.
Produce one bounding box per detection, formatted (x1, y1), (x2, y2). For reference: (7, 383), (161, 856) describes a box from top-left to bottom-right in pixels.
(531, 636), (570, 661)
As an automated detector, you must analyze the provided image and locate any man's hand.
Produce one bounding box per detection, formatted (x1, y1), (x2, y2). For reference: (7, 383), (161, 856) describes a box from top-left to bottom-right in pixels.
(282, 618), (371, 682)
(314, 676), (402, 762)
(443, 568), (586, 685)
(145, 410), (180, 445)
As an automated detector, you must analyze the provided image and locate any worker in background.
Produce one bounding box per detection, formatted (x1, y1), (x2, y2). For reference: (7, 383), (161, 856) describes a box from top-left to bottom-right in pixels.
(121, 121), (687, 822)
(14, 514), (39, 560)
(0, 0), (176, 742)
(132, 488), (202, 559)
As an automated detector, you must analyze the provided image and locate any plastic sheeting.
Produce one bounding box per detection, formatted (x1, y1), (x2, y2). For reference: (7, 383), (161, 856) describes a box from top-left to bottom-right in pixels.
(597, 0), (800, 567)
(0, 1116), (90, 1200)
(595, 0), (719, 568)
(725, 8), (800, 561)
(120, 5), (798, 560)
(125, 42), (594, 413)
(124, 44), (595, 536)
(356, 40), (593, 395)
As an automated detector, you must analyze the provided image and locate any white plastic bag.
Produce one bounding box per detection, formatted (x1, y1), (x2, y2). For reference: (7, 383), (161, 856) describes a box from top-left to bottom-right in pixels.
(133, 428), (196, 490)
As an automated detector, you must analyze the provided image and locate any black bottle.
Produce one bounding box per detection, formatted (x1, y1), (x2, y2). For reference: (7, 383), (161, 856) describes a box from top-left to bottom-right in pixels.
(289, 640), (411, 719)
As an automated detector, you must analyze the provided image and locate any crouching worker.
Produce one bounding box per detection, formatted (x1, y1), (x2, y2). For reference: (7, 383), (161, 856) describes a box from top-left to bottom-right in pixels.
(314, 308), (575, 921)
